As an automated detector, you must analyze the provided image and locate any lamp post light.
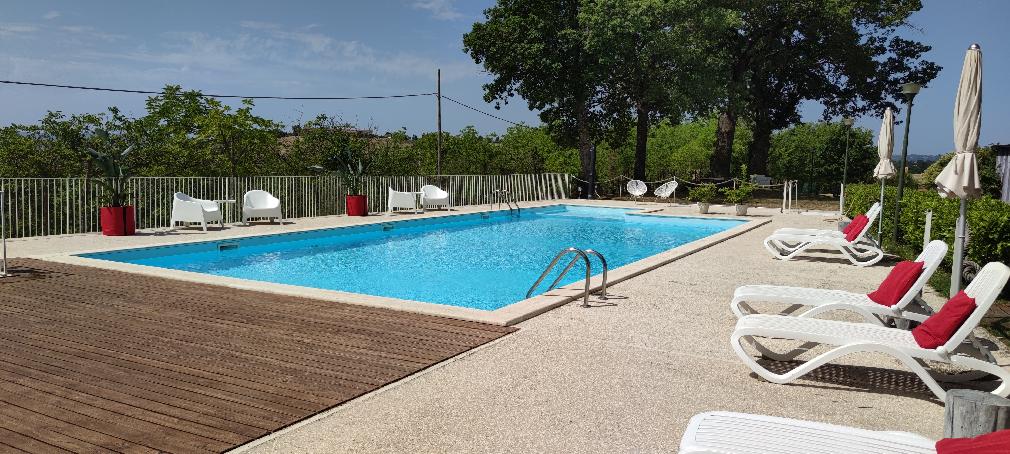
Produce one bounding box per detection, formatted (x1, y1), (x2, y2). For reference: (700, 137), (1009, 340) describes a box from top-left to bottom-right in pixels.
(892, 82), (921, 243)
(840, 116), (855, 212)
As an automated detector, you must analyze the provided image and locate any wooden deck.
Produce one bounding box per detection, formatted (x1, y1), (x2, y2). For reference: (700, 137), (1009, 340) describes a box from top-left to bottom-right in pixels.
(0, 259), (516, 453)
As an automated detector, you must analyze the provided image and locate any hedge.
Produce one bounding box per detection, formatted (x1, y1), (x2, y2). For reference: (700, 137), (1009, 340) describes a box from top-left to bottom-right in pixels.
(844, 183), (1010, 267)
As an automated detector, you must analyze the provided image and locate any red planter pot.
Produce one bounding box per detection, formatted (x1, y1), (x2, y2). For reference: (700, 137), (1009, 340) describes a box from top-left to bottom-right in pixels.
(346, 195), (368, 216)
(100, 206), (136, 236)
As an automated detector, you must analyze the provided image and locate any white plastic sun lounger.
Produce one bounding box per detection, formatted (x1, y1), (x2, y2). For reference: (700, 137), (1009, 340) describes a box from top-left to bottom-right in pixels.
(732, 240), (947, 323)
(763, 206), (883, 266)
(731, 262), (1010, 401)
(679, 411), (936, 454)
(773, 202), (880, 237)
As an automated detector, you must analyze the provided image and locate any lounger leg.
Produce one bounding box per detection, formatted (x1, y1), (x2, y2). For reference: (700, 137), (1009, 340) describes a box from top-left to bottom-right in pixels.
(950, 355), (1010, 397)
(731, 332), (949, 400)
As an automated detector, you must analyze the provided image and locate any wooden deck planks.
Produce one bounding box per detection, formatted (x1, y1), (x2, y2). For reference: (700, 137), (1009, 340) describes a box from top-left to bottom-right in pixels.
(0, 259), (516, 453)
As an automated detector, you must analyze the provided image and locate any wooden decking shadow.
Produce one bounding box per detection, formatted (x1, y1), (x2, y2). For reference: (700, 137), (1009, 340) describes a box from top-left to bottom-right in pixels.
(0, 259), (516, 453)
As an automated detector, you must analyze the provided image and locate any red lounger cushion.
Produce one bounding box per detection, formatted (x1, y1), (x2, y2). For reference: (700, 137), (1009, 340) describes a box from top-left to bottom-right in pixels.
(912, 290), (976, 349)
(845, 215), (868, 241)
(842, 214), (867, 234)
(936, 428), (1010, 453)
(867, 260), (925, 307)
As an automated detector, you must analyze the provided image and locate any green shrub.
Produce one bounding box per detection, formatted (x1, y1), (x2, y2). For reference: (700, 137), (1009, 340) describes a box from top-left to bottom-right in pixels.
(688, 184), (718, 203)
(843, 183), (1010, 267)
(722, 183), (755, 204)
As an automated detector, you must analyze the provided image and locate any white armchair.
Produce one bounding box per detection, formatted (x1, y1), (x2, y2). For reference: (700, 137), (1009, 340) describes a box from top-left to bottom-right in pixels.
(388, 188), (419, 215)
(170, 192), (223, 231)
(242, 190), (284, 224)
(420, 184), (451, 210)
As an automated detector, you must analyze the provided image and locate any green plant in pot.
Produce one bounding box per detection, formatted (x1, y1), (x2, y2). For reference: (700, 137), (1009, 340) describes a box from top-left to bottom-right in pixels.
(326, 146), (370, 216)
(85, 129), (135, 236)
(722, 182), (755, 216)
(688, 184), (717, 214)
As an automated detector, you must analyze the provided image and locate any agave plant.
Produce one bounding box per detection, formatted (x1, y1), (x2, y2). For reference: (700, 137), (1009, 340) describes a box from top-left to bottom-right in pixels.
(326, 146), (368, 195)
(84, 129), (133, 207)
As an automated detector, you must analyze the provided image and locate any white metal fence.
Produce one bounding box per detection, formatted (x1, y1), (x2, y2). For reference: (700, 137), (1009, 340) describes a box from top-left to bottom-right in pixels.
(0, 173), (571, 239)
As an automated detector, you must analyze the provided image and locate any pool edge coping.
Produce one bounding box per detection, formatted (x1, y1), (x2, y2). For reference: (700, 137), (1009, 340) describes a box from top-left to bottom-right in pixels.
(36, 201), (770, 326)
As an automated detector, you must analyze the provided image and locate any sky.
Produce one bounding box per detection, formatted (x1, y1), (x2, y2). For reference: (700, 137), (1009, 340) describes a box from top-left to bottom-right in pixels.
(0, 0), (1007, 157)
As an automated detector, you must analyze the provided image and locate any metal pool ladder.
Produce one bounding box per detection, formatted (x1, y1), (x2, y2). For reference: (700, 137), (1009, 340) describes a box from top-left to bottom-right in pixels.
(491, 189), (520, 217)
(527, 247), (608, 307)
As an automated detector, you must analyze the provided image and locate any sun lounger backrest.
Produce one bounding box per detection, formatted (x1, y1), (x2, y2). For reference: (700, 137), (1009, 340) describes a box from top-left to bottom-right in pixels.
(893, 240), (948, 309)
(943, 262), (1010, 352)
(850, 205), (880, 242)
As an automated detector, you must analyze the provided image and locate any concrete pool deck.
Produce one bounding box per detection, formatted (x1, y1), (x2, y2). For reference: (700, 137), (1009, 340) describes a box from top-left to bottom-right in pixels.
(5, 199), (1004, 452)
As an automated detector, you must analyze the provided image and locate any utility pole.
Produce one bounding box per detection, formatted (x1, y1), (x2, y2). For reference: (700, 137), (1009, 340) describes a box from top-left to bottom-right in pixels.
(436, 68), (442, 176)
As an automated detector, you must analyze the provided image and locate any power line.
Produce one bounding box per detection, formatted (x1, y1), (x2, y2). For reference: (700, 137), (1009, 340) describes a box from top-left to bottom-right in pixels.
(0, 78), (531, 126)
(0, 80), (435, 100)
(440, 94), (525, 127)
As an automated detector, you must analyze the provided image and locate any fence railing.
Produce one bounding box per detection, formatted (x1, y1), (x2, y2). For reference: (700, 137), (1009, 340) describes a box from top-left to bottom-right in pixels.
(0, 173), (571, 239)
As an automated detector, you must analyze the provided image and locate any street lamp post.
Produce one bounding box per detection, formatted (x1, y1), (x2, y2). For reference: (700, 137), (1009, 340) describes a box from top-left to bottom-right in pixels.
(892, 82), (921, 243)
(840, 116), (854, 212)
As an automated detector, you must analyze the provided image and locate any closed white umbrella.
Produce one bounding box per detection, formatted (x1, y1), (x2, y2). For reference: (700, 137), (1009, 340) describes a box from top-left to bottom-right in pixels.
(873, 107), (895, 240)
(935, 43), (983, 294)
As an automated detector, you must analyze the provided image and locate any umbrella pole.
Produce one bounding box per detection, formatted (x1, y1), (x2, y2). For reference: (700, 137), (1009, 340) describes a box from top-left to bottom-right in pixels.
(878, 179), (886, 243)
(950, 198), (968, 295)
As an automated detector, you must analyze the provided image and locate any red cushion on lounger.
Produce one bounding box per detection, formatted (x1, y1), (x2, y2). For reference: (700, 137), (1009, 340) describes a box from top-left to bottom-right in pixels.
(844, 215), (868, 242)
(867, 260), (925, 307)
(912, 291), (976, 349)
(842, 214), (867, 234)
(936, 428), (1010, 453)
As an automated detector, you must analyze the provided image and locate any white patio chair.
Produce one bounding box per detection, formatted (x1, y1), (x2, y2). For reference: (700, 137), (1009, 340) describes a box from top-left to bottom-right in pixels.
(679, 411), (937, 454)
(774, 202), (881, 237)
(730, 262), (1010, 401)
(420, 184), (451, 210)
(732, 240), (947, 324)
(388, 188), (419, 215)
(654, 180), (678, 204)
(763, 206), (884, 266)
(170, 192), (223, 231)
(242, 190), (283, 225)
(627, 179), (647, 203)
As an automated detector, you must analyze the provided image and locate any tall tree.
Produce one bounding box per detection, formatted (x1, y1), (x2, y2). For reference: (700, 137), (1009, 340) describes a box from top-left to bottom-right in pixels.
(709, 0), (940, 177)
(464, 0), (604, 195)
(582, 0), (725, 180)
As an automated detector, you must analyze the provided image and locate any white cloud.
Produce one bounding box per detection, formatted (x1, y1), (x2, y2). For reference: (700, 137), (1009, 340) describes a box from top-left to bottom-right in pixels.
(412, 0), (463, 21)
(0, 24), (39, 36)
(43, 11), (61, 20)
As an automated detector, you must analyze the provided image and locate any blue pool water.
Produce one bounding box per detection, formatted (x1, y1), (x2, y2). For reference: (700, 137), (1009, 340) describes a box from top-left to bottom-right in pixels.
(81, 205), (744, 310)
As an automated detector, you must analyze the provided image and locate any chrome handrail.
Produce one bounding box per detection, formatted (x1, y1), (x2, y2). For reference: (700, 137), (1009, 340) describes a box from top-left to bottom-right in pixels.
(491, 189), (520, 217)
(527, 247), (608, 307)
(583, 249), (608, 299)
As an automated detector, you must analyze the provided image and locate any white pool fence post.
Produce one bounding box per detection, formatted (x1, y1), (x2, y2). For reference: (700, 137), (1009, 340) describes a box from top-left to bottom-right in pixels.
(1, 189), (9, 278)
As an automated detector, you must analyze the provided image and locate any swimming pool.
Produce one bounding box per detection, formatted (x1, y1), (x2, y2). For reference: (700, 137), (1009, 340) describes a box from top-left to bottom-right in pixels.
(81, 205), (745, 311)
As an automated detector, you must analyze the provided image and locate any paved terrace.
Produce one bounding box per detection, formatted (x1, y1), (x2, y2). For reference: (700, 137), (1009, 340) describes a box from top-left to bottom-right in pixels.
(5, 200), (1006, 452)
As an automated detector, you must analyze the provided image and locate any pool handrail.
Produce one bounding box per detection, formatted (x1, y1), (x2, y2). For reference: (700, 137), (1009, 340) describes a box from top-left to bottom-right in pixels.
(527, 247), (608, 307)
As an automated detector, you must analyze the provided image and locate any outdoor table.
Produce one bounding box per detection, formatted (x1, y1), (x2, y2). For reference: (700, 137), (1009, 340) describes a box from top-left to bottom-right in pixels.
(214, 199), (237, 224)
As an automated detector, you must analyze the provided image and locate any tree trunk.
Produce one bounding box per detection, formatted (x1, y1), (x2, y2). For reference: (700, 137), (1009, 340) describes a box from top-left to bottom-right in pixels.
(577, 101), (594, 199)
(748, 113), (772, 176)
(712, 109), (736, 178)
(633, 105), (649, 180)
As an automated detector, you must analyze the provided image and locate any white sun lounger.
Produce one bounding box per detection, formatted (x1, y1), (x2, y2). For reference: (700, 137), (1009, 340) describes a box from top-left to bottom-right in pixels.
(732, 240), (948, 324)
(763, 206), (883, 266)
(773, 202), (880, 237)
(731, 262), (1010, 401)
(679, 411), (936, 454)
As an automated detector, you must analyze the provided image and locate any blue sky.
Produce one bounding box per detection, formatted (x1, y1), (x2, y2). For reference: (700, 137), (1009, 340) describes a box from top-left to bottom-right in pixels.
(0, 0), (1007, 157)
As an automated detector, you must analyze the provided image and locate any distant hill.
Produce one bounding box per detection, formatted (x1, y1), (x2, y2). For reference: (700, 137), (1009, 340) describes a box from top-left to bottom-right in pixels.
(906, 153), (941, 163)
